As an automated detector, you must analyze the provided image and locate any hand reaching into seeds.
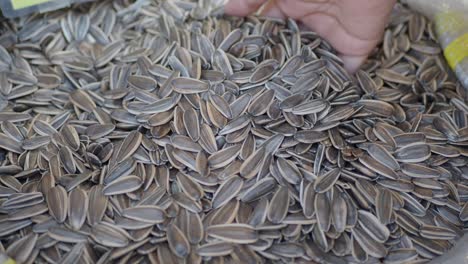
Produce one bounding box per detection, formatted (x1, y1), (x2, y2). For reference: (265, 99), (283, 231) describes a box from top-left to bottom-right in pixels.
(225, 0), (397, 73)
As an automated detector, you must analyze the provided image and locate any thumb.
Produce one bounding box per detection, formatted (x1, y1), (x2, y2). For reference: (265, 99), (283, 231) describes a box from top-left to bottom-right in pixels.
(224, 0), (268, 16)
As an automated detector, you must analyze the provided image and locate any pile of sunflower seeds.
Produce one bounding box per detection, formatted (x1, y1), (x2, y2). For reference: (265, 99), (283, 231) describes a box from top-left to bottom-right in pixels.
(0, 0), (468, 263)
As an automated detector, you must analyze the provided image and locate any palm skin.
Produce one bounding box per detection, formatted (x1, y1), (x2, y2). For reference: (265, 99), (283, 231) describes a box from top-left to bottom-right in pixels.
(225, 0), (397, 73)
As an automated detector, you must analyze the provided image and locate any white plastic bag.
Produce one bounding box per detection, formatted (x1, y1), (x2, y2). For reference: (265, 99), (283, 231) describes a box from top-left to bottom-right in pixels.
(404, 0), (468, 89)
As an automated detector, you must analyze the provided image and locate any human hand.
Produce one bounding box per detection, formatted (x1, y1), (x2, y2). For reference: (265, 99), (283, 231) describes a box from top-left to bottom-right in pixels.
(225, 0), (397, 73)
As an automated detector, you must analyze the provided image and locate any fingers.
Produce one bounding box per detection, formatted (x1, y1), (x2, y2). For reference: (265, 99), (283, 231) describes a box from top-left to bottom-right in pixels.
(301, 14), (379, 73)
(302, 14), (379, 54)
(337, 0), (397, 41)
(260, 0), (286, 19)
(224, 0), (268, 16)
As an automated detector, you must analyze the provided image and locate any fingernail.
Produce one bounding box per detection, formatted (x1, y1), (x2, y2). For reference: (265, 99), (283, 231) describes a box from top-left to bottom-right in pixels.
(340, 55), (367, 74)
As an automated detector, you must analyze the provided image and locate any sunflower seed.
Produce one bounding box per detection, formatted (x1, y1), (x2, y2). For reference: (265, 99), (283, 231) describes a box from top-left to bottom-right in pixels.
(68, 188), (88, 230)
(167, 223), (190, 257)
(0, 2), (466, 262)
(206, 224), (258, 244)
(315, 192), (331, 232)
(47, 185), (68, 223)
(172, 77), (209, 94)
(91, 222), (129, 248)
(197, 242), (233, 257)
(267, 186), (289, 224)
(376, 189), (393, 225)
(358, 210), (390, 243)
(212, 175), (244, 209)
(330, 192), (347, 232)
(103, 175), (142, 195)
(314, 168), (341, 193)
